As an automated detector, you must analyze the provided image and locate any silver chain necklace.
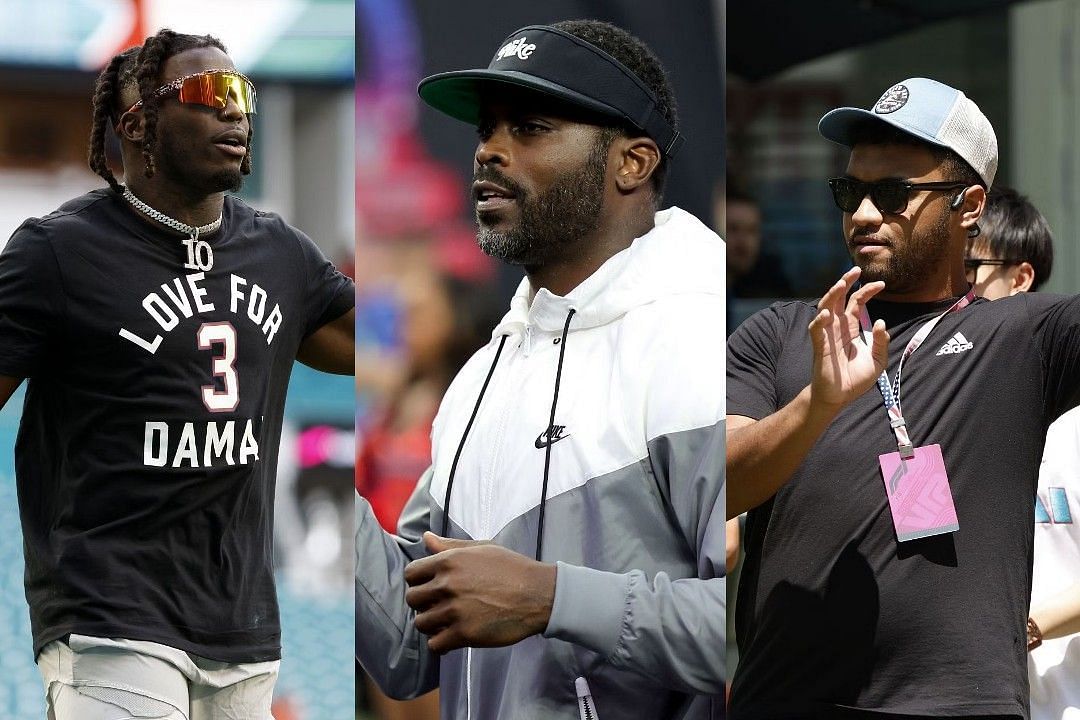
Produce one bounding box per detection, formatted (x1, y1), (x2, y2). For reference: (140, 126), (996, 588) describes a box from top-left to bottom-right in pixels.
(122, 187), (222, 241)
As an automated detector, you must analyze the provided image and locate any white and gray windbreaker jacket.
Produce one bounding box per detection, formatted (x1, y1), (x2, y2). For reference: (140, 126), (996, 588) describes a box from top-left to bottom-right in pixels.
(356, 207), (726, 720)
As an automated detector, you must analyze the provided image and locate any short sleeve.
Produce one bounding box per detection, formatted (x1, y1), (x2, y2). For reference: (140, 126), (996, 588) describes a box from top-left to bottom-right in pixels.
(292, 228), (354, 338)
(1028, 292), (1080, 422)
(726, 303), (790, 421)
(0, 221), (65, 378)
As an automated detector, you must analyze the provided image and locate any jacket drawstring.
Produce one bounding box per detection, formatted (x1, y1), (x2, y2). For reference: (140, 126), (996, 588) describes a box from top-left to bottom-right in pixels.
(441, 334), (508, 537)
(536, 309), (575, 561)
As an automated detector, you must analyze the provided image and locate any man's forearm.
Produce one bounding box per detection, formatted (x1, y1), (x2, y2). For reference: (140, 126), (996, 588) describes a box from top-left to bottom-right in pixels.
(1031, 581), (1080, 642)
(727, 385), (842, 518)
(543, 563), (725, 694)
(355, 495), (440, 699)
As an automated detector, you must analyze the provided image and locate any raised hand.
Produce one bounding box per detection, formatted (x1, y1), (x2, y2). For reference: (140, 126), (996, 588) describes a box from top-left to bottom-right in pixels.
(807, 266), (890, 410)
(403, 532), (556, 653)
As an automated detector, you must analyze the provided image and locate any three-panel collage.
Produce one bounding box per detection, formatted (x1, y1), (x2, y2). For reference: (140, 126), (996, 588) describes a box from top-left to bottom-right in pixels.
(1, 0), (1079, 718)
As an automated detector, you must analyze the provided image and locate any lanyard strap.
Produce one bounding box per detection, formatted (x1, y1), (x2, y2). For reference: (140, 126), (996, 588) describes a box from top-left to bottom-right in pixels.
(858, 288), (975, 458)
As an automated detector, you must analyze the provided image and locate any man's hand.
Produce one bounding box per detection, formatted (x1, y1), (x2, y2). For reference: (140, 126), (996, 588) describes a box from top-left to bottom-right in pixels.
(403, 532), (557, 653)
(808, 266), (889, 410)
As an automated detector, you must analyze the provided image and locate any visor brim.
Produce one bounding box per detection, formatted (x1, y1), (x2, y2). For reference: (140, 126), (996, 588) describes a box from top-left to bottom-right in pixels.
(418, 70), (630, 128)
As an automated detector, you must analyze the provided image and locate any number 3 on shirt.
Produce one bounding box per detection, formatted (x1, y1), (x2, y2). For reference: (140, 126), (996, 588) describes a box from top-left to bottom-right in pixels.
(198, 322), (239, 412)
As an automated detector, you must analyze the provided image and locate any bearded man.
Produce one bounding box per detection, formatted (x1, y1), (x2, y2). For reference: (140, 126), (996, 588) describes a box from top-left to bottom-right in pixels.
(355, 19), (726, 720)
(727, 78), (1080, 719)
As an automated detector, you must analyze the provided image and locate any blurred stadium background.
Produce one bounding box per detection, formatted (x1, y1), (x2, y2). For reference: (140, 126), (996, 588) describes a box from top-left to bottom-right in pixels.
(356, 1), (722, 717)
(0, 1), (355, 718)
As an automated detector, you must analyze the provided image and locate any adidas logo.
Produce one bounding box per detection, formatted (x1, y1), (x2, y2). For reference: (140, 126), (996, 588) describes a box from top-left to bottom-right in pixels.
(935, 332), (974, 356)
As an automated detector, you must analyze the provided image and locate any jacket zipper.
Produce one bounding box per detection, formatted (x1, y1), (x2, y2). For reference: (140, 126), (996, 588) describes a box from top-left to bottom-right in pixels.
(575, 676), (600, 720)
(466, 646), (474, 720)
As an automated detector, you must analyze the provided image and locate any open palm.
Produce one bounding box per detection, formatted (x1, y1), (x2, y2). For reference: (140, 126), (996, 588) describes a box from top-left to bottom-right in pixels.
(808, 267), (890, 409)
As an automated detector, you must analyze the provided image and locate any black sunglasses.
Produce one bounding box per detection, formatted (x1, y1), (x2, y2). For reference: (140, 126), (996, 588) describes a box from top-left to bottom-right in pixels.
(964, 258), (1018, 272)
(828, 177), (969, 214)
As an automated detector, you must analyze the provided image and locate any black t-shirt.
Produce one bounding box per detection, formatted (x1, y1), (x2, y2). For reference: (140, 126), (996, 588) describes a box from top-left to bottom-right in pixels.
(0, 189), (353, 663)
(727, 292), (1080, 719)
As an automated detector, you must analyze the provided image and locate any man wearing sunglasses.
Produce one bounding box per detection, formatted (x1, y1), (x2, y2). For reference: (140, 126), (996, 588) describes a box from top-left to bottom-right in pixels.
(727, 77), (1080, 718)
(0, 29), (354, 720)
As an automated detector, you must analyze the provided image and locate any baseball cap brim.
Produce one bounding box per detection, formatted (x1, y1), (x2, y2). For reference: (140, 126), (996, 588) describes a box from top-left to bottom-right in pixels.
(818, 107), (952, 151)
(416, 24), (683, 156)
(418, 69), (628, 128)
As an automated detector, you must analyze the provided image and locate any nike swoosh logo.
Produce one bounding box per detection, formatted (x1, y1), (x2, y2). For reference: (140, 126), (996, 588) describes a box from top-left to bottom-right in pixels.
(535, 427), (570, 449)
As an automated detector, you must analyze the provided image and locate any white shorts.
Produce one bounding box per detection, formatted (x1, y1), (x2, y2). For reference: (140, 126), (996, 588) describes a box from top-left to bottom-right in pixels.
(37, 635), (279, 720)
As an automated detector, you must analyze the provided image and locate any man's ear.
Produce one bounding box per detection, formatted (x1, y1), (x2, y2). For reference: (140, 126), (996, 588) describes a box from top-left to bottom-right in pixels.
(958, 184), (986, 234)
(116, 111), (144, 143)
(613, 135), (660, 194)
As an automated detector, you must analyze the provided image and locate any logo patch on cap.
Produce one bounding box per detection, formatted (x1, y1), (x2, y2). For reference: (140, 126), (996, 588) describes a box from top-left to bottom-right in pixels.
(495, 36), (537, 61)
(873, 84), (910, 114)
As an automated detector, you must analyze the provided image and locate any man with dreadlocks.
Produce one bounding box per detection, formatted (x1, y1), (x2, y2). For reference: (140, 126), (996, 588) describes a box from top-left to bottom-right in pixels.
(355, 19), (725, 720)
(0, 29), (354, 719)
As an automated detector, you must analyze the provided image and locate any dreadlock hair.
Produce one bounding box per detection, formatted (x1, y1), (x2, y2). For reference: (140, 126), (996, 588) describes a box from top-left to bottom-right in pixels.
(550, 20), (679, 206)
(88, 29), (253, 193)
(88, 46), (139, 193)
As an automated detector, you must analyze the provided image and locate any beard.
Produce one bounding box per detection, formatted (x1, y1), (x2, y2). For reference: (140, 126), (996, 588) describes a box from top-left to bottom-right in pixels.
(474, 135), (608, 266)
(851, 204), (951, 294)
(153, 132), (245, 195)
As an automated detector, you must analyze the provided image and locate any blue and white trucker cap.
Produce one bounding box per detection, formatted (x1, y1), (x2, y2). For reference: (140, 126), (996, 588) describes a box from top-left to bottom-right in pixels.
(818, 78), (998, 188)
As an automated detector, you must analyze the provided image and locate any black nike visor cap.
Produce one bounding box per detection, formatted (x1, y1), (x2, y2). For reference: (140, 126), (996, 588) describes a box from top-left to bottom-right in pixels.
(417, 24), (683, 158)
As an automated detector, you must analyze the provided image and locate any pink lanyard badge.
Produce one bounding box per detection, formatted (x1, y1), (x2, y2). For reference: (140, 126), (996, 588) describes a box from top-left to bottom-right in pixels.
(857, 288), (976, 459)
(858, 288), (975, 541)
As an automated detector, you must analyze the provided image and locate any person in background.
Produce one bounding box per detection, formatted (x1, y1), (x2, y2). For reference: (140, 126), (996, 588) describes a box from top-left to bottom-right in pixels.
(725, 181), (793, 299)
(964, 185), (1079, 720)
(357, 268), (499, 720)
(964, 184), (1053, 299)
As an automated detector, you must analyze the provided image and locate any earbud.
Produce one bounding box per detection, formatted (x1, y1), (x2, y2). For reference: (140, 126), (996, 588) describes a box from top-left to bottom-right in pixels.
(950, 189), (967, 210)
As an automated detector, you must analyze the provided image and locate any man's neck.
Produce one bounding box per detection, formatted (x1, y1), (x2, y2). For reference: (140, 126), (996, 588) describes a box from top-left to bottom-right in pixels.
(876, 273), (971, 303)
(124, 179), (225, 229)
(526, 205), (654, 299)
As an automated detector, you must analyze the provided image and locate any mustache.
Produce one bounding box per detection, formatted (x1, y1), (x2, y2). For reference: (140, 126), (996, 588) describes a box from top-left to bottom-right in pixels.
(472, 167), (526, 198)
(849, 228), (888, 244)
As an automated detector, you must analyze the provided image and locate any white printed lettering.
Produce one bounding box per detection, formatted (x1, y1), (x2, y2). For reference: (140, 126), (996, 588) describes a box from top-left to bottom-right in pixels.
(239, 419), (259, 464)
(120, 328), (163, 354)
(172, 422), (200, 468)
(144, 422), (168, 466)
(159, 278), (193, 319)
(144, 293), (179, 331)
(187, 272), (215, 313)
(262, 305), (283, 345)
(247, 285), (267, 324)
(230, 274), (247, 313)
(204, 420), (236, 466)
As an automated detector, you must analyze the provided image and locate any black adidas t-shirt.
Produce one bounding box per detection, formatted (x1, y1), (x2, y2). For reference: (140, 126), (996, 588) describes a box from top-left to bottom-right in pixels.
(0, 189), (353, 663)
(727, 293), (1080, 719)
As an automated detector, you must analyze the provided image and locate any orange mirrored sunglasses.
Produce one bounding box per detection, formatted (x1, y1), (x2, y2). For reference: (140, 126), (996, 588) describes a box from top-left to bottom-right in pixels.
(120, 69), (257, 118)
